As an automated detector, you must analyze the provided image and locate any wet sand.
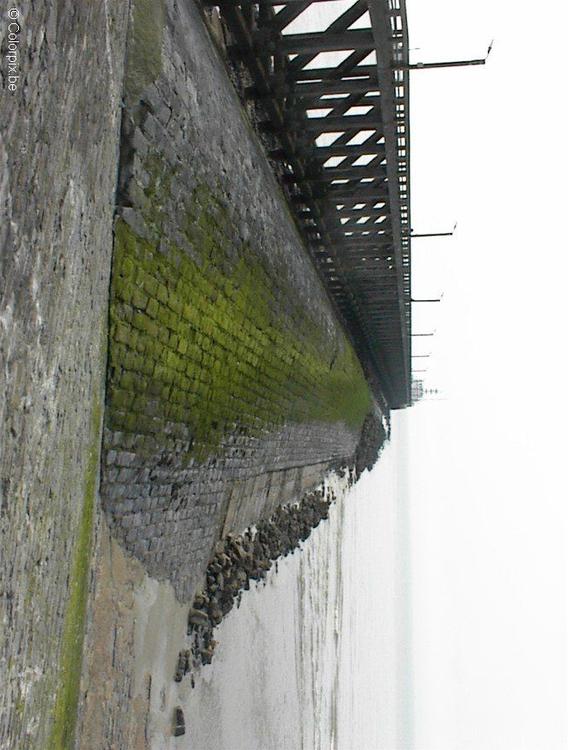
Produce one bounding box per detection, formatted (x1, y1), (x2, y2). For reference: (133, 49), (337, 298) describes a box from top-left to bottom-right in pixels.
(79, 472), (349, 749)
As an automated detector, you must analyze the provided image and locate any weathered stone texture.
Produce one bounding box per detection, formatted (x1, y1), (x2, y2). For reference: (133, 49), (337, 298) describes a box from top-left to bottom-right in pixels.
(0, 2), (128, 748)
(0, 0), (386, 744)
(101, 0), (377, 602)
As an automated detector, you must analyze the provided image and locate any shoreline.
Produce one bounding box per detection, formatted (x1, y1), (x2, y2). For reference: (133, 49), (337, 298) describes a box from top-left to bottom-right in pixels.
(78, 469), (352, 748)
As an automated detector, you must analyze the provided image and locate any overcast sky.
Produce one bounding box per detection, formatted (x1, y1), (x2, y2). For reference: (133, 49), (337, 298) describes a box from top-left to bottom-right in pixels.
(405, 1), (568, 748)
(285, 1), (567, 747)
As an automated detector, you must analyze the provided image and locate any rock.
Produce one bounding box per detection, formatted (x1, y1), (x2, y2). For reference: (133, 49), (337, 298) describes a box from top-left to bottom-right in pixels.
(173, 649), (191, 682)
(200, 649), (213, 665)
(188, 608), (209, 627)
(193, 593), (207, 609)
(173, 706), (185, 736)
(236, 568), (247, 584)
(214, 541), (226, 556)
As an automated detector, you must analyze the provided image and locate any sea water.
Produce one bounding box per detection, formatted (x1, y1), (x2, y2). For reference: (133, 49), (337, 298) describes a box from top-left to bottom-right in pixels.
(181, 428), (407, 750)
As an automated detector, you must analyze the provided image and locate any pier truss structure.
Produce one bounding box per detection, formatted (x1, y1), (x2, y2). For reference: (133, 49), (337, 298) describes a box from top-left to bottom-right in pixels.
(202, 0), (412, 408)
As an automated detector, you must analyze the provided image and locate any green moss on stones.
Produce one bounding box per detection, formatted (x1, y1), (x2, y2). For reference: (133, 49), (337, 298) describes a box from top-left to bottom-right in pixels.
(107, 176), (372, 460)
(48, 397), (101, 750)
(125, 0), (165, 102)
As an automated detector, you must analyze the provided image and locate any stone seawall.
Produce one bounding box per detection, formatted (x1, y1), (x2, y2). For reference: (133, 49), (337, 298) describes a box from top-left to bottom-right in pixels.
(1, 0), (387, 746)
(0, 3), (128, 748)
(101, 0), (379, 602)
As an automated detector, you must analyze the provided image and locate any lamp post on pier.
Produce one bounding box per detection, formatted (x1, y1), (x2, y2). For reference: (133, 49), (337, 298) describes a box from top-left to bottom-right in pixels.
(393, 42), (493, 71)
(410, 222), (458, 239)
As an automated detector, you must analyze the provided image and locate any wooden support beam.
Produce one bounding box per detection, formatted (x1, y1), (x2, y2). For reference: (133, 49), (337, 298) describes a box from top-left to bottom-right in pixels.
(281, 29), (374, 55)
(333, 222), (390, 233)
(270, 1), (310, 32)
(332, 229), (392, 241)
(301, 93), (382, 110)
(368, 0), (412, 403)
(333, 214), (390, 226)
(369, 319), (404, 326)
(338, 246), (394, 255)
(337, 255), (394, 266)
(369, 313), (404, 320)
(354, 298), (400, 305)
(303, 113), (381, 132)
(203, 0), (348, 5)
(347, 270), (392, 277)
(290, 64), (376, 82)
(341, 273), (394, 283)
(287, 0), (369, 72)
(352, 281), (398, 288)
(293, 78), (379, 97)
(327, 188), (389, 202)
(218, 3), (343, 276)
(264, 0), (353, 5)
(309, 164), (386, 182)
(314, 143), (386, 159)
(339, 235), (391, 245)
(328, 206), (389, 219)
(336, 224), (391, 235)
(344, 263), (394, 270)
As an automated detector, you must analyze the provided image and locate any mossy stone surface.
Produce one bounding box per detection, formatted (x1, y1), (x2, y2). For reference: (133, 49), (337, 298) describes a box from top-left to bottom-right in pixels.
(49, 396), (102, 750)
(108, 182), (372, 461)
(125, 0), (165, 104)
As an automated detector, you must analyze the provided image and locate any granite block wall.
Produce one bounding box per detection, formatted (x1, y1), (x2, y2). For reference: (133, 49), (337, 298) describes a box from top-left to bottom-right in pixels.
(101, 0), (380, 601)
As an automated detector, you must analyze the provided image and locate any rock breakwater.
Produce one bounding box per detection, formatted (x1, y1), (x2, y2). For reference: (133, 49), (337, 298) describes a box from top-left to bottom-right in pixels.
(174, 487), (337, 682)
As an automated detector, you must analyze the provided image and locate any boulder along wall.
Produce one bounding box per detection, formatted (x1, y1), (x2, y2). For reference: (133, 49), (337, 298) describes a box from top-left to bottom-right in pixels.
(102, 0), (385, 601)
